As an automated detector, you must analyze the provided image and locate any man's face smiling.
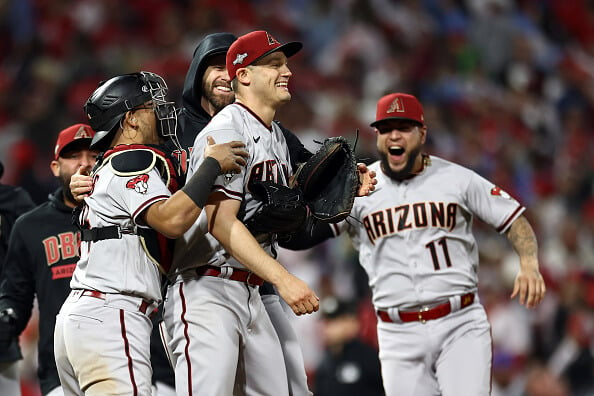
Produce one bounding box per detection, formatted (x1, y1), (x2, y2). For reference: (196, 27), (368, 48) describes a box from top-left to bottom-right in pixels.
(249, 51), (293, 107)
(375, 119), (426, 181)
(201, 53), (234, 115)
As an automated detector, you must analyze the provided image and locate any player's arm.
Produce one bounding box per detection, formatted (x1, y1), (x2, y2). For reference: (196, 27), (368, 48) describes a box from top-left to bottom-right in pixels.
(142, 137), (247, 239)
(0, 223), (37, 349)
(205, 192), (319, 316)
(505, 215), (546, 308)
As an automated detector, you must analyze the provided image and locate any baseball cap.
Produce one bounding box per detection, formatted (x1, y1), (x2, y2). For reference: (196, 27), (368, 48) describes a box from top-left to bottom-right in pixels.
(370, 93), (425, 127)
(226, 30), (302, 80)
(54, 123), (95, 160)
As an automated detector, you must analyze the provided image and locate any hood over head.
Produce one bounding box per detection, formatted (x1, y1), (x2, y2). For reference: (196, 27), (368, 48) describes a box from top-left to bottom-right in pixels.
(181, 32), (237, 117)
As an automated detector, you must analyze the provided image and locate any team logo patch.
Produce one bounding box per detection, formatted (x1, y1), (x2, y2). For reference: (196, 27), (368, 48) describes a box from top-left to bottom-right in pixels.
(266, 32), (280, 46)
(127, 174), (149, 194)
(74, 125), (92, 139)
(387, 97), (405, 114)
(490, 186), (511, 199)
(233, 52), (248, 65)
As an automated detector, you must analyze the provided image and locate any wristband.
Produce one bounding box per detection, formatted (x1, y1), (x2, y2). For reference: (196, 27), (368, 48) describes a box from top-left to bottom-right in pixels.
(181, 157), (222, 208)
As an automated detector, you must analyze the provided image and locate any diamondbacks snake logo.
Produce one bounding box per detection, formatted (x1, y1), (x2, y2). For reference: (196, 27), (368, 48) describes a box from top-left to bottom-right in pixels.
(126, 174), (149, 194)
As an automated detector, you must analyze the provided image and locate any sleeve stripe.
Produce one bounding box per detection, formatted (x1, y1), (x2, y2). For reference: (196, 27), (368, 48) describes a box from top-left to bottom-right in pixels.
(212, 185), (243, 199)
(132, 195), (169, 220)
(496, 205), (525, 233)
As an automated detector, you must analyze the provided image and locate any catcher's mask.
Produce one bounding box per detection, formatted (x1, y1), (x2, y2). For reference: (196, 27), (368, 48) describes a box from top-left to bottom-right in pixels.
(84, 71), (179, 151)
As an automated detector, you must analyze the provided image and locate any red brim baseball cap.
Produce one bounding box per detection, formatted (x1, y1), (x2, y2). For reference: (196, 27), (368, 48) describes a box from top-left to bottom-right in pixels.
(227, 30), (302, 80)
(370, 93), (425, 127)
(54, 123), (95, 160)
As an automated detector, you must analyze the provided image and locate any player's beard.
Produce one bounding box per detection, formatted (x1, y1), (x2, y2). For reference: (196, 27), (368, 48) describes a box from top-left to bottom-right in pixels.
(380, 145), (422, 182)
(203, 80), (234, 115)
(60, 174), (77, 206)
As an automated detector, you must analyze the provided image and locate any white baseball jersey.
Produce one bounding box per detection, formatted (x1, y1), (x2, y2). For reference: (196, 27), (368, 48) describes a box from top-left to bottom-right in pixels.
(336, 155), (525, 310)
(172, 103), (292, 273)
(164, 104), (294, 395)
(71, 150), (172, 302)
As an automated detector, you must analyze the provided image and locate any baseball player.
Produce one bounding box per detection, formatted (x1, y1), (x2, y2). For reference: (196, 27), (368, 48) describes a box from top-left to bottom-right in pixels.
(0, 124), (97, 396)
(162, 31), (320, 396)
(0, 161), (36, 396)
(173, 31), (316, 396)
(53, 71), (247, 395)
(282, 93), (546, 395)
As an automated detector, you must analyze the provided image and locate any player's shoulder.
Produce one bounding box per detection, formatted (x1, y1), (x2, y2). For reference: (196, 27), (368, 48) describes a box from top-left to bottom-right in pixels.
(12, 201), (52, 229)
(428, 155), (474, 175)
(108, 148), (159, 176)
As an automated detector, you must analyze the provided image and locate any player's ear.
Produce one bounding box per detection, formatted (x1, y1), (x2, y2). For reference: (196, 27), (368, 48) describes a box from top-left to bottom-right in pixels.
(125, 111), (138, 128)
(419, 125), (427, 144)
(50, 160), (60, 177)
(236, 68), (250, 85)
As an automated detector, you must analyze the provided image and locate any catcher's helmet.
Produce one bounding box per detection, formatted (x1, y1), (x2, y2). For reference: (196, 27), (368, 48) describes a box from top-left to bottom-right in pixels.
(84, 71), (178, 151)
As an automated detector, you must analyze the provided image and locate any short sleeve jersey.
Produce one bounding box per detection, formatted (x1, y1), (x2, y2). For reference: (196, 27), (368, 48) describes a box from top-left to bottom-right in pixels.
(71, 150), (172, 302)
(172, 103), (292, 273)
(337, 156), (525, 309)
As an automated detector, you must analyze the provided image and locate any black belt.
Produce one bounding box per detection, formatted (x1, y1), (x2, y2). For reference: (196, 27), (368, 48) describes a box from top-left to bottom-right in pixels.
(81, 226), (136, 241)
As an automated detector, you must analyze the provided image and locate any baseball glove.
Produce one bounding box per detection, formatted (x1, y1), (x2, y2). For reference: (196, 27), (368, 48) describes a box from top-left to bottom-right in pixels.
(244, 181), (307, 235)
(294, 136), (358, 223)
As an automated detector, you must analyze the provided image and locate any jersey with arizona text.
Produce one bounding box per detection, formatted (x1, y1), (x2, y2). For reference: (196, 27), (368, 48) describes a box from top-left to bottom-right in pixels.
(71, 149), (172, 302)
(336, 155), (525, 310)
(172, 103), (292, 274)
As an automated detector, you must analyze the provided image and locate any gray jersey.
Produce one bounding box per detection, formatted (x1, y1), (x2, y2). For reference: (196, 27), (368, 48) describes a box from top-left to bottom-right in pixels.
(71, 158), (171, 302)
(337, 156), (524, 309)
(172, 103), (292, 274)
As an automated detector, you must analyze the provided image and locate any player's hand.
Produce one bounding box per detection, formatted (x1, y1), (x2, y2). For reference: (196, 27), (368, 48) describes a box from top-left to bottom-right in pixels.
(0, 308), (17, 351)
(204, 136), (249, 174)
(357, 163), (377, 197)
(274, 274), (320, 316)
(70, 166), (94, 202)
(510, 266), (546, 308)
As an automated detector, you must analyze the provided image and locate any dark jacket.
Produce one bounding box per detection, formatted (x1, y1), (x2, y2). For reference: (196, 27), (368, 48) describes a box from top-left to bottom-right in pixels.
(0, 183), (35, 363)
(0, 188), (76, 394)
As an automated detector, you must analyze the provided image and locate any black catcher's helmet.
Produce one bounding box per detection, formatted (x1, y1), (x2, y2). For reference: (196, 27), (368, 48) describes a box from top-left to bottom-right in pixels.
(84, 71), (178, 151)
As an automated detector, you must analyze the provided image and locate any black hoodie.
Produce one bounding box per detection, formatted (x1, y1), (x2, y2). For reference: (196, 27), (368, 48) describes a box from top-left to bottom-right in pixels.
(177, 32), (237, 152)
(0, 188), (76, 394)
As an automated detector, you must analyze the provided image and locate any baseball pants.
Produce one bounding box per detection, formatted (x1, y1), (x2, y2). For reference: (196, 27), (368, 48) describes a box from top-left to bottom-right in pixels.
(54, 290), (155, 396)
(163, 275), (289, 396)
(377, 303), (492, 396)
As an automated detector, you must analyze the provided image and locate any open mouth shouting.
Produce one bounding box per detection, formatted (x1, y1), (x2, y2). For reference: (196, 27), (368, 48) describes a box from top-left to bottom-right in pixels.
(388, 145), (405, 162)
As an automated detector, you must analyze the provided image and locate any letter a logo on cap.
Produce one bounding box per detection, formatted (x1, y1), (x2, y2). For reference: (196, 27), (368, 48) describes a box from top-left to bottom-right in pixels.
(387, 97), (404, 114)
(266, 32), (280, 46)
(74, 125), (92, 139)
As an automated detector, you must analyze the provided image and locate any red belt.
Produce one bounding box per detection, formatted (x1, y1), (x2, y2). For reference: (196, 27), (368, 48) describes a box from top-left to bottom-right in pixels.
(195, 266), (264, 287)
(81, 289), (155, 315)
(377, 292), (475, 324)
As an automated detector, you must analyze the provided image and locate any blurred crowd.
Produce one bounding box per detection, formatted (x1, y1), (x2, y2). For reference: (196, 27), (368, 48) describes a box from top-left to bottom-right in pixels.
(1, 0), (593, 395)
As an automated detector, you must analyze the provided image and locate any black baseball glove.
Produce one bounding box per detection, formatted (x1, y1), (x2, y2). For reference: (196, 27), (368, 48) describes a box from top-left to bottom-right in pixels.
(294, 136), (358, 223)
(244, 180), (308, 235)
